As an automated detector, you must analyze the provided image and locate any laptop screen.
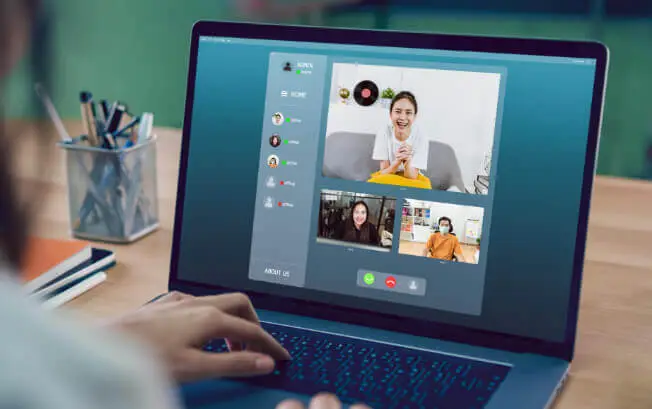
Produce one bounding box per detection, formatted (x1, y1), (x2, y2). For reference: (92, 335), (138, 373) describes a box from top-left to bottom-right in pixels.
(175, 34), (598, 343)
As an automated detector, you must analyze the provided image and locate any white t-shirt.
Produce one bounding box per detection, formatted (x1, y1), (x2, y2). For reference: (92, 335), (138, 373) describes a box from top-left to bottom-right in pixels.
(0, 271), (180, 409)
(372, 123), (429, 172)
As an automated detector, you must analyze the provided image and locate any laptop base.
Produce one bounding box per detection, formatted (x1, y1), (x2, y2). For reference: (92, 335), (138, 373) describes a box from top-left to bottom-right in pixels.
(179, 309), (569, 409)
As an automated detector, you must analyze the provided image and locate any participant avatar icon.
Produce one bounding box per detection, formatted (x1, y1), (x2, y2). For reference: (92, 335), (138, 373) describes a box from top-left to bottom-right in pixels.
(266, 176), (276, 188)
(267, 154), (280, 169)
(283, 61), (292, 72)
(272, 112), (284, 126)
(270, 133), (282, 148)
(264, 196), (274, 208)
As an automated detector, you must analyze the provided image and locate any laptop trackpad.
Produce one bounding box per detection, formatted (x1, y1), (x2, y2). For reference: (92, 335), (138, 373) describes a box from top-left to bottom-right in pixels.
(180, 379), (312, 409)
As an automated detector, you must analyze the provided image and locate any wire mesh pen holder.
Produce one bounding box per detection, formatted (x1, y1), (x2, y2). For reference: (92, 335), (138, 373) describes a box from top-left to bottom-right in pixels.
(58, 136), (160, 243)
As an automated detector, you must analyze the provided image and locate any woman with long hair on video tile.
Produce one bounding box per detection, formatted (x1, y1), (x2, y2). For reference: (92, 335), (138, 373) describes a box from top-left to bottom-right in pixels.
(0, 2), (368, 409)
(335, 201), (380, 246)
(368, 91), (432, 190)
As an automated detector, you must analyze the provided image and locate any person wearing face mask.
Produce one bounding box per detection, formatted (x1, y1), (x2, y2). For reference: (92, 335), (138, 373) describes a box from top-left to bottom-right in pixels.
(368, 91), (432, 190)
(334, 201), (380, 246)
(423, 217), (466, 262)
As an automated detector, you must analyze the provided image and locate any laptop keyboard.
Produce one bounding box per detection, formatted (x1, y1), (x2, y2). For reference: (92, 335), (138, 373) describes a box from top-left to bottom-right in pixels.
(203, 322), (510, 409)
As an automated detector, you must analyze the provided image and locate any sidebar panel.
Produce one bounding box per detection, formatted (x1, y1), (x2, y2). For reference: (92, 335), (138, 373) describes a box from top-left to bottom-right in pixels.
(248, 53), (328, 287)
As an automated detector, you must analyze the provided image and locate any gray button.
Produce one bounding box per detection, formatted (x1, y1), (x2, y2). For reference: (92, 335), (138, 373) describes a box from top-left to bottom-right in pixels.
(357, 269), (426, 296)
(249, 259), (305, 287)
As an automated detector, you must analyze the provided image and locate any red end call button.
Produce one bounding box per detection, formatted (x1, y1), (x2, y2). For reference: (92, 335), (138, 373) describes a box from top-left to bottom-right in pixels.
(385, 276), (397, 288)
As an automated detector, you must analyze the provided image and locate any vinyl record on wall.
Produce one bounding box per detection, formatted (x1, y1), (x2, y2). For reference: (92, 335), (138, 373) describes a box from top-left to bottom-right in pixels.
(353, 80), (379, 106)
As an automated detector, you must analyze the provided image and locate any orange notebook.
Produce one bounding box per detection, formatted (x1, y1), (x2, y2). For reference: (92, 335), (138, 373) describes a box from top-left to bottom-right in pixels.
(21, 237), (93, 293)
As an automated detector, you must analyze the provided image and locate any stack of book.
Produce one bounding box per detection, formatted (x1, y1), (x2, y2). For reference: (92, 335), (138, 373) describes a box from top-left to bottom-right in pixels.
(20, 237), (115, 309)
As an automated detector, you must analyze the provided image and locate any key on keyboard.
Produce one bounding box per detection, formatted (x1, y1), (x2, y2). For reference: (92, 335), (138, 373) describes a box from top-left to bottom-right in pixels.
(203, 322), (510, 409)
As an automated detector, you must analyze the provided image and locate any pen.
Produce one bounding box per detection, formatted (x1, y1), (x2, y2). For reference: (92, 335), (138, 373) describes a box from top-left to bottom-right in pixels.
(104, 133), (117, 149)
(99, 99), (110, 122)
(105, 100), (117, 125)
(34, 83), (72, 142)
(95, 99), (109, 136)
(106, 103), (126, 135)
(80, 91), (101, 146)
(138, 112), (154, 144)
(114, 116), (140, 136)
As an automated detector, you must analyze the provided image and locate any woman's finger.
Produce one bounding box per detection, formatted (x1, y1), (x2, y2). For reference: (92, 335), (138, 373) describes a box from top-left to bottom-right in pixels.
(309, 393), (341, 409)
(168, 293), (263, 354)
(153, 291), (193, 304)
(198, 294), (280, 355)
(225, 338), (244, 352)
(175, 349), (276, 381)
(200, 310), (290, 360)
(134, 291), (193, 313)
(196, 292), (261, 325)
(276, 399), (305, 409)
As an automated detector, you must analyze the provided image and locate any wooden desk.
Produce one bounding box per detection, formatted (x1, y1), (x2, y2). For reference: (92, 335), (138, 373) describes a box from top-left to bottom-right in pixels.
(13, 122), (652, 408)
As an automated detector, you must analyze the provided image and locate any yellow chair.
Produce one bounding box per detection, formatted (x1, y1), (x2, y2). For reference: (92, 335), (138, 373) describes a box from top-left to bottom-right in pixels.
(367, 171), (433, 190)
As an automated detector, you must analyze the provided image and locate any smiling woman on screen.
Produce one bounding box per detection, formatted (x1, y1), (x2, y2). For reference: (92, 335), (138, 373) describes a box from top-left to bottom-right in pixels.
(334, 201), (380, 246)
(368, 91), (432, 190)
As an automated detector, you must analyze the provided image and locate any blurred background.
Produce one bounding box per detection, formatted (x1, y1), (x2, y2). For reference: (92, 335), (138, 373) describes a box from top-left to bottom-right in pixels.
(5, 0), (651, 180)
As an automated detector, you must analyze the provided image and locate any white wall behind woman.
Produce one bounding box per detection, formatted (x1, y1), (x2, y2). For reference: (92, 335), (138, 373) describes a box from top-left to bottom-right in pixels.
(326, 63), (501, 189)
(426, 202), (485, 244)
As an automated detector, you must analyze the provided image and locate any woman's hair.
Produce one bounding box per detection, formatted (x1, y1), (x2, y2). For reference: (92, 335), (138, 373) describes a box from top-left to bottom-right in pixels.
(384, 208), (395, 234)
(0, 0), (49, 269)
(341, 201), (376, 244)
(390, 91), (418, 115)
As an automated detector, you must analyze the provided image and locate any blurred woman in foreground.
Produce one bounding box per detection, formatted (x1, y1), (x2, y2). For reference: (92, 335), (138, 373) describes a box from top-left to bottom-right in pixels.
(0, 2), (369, 408)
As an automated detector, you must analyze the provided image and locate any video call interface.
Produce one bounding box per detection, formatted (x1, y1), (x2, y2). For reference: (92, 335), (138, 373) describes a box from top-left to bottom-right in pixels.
(247, 51), (499, 317)
(178, 36), (598, 342)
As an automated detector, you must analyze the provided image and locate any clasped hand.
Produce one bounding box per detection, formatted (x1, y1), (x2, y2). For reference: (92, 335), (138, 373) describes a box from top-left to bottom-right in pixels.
(395, 143), (413, 163)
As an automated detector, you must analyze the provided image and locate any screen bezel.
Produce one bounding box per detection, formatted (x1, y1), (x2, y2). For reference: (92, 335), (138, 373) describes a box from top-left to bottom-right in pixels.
(169, 21), (608, 361)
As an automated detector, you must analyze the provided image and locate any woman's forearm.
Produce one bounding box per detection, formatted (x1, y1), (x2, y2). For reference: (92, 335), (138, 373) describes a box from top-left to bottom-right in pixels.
(380, 160), (401, 175)
(403, 162), (419, 179)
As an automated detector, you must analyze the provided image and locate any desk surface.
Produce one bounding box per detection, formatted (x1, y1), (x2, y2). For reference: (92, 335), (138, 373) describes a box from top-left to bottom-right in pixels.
(14, 122), (652, 409)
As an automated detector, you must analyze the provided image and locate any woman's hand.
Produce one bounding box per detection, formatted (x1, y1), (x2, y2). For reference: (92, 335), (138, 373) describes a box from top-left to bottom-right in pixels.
(395, 147), (407, 162)
(379, 159), (402, 175)
(398, 143), (413, 161)
(395, 143), (413, 163)
(104, 291), (291, 382)
(398, 143), (419, 179)
(277, 393), (371, 409)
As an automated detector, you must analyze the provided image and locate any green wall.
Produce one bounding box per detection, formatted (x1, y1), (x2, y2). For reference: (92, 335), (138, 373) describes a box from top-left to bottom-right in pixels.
(5, 1), (234, 129)
(5, 1), (652, 180)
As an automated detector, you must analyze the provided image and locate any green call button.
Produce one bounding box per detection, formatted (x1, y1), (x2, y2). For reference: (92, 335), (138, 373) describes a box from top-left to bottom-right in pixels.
(363, 272), (375, 285)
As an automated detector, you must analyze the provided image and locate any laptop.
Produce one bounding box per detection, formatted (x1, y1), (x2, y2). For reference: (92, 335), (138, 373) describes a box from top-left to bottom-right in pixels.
(166, 21), (608, 409)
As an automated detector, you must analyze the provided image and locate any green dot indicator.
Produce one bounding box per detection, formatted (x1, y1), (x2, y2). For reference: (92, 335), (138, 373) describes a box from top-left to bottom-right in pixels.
(282, 160), (288, 166)
(363, 273), (375, 286)
(286, 118), (291, 123)
(284, 140), (289, 144)
(296, 70), (301, 74)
